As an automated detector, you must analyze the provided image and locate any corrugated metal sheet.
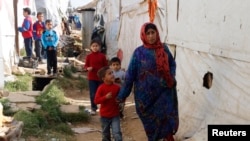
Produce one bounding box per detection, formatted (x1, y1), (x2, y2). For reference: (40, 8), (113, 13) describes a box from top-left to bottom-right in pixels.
(81, 9), (95, 50)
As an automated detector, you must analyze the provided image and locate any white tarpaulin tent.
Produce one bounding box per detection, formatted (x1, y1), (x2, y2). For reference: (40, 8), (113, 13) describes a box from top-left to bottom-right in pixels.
(0, 0), (14, 88)
(167, 1), (250, 140)
(34, 0), (69, 35)
(118, 0), (168, 66)
(79, 0), (168, 64)
(77, 0), (124, 59)
(80, 0), (250, 140)
(0, 0), (36, 88)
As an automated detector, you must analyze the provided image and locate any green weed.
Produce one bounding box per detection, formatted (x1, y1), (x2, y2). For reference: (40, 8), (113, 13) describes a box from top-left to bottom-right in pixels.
(4, 74), (32, 92)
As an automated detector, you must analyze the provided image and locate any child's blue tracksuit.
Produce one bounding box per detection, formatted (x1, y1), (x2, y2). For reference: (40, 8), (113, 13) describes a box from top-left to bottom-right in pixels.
(41, 29), (59, 75)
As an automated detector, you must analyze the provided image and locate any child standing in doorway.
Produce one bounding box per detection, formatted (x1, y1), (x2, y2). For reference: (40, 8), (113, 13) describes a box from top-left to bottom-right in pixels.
(41, 19), (59, 76)
(83, 38), (108, 115)
(94, 66), (123, 141)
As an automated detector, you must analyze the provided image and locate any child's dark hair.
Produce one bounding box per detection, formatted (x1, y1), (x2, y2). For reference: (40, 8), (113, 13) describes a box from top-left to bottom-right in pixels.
(110, 57), (121, 65)
(37, 12), (43, 17)
(45, 19), (52, 24)
(23, 7), (31, 15)
(90, 38), (102, 46)
(145, 23), (157, 33)
(97, 66), (110, 80)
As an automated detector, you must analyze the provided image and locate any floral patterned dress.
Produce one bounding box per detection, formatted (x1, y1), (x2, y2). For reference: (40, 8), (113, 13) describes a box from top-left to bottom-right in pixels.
(117, 44), (179, 141)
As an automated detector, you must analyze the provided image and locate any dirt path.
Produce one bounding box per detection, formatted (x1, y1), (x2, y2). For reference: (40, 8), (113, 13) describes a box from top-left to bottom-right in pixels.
(64, 89), (147, 141)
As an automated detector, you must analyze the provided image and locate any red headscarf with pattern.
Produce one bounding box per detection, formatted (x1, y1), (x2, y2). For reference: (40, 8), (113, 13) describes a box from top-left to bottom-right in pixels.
(140, 22), (174, 88)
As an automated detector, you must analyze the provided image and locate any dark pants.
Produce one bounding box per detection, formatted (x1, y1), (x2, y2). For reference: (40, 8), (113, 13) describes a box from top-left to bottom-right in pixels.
(88, 80), (102, 111)
(41, 47), (47, 59)
(46, 49), (57, 74)
(100, 116), (122, 141)
(34, 40), (42, 61)
(24, 37), (33, 58)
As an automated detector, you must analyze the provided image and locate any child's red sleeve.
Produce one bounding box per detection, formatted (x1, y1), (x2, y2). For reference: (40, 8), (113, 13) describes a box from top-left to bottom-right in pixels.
(94, 87), (107, 104)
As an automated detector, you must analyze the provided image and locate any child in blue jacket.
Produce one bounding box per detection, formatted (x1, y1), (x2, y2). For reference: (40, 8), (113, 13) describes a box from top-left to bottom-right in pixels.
(41, 19), (59, 76)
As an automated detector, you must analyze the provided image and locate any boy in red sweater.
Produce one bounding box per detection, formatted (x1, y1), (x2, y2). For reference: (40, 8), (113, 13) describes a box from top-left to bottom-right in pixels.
(33, 12), (46, 63)
(84, 38), (108, 115)
(94, 66), (122, 141)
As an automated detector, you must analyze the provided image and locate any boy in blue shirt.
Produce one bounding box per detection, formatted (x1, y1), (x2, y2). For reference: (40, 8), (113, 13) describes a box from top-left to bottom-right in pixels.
(41, 19), (59, 76)
(110, 57), (126, 119)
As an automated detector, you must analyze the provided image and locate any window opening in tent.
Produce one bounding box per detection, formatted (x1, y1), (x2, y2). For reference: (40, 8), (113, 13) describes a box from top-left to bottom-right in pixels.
(203, 71), (213, 89)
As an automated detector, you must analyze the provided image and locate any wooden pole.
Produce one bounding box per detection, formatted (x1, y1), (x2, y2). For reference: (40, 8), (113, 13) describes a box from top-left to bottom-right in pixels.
(14, 0), (19, 56)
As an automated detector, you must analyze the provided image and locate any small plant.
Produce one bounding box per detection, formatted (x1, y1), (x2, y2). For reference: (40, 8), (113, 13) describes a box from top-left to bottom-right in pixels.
(60, 106), (90, 123)
(33, 109), (49, 128)
(70, 65), (78, 73)
(9, 71), (91, 140)
(52, 123), (74, 135)
(4, 74), (32, 92)
(0, 98), (15, 116)
(14, 110), (41, 137)
(4, 80), (28, 92)
(19, 48), (26, 57)
(35, 82), (90, 132)
(76, 75), (88, 93)
(36, 84), (66, 105)
(63, 66), (73, 78)
(54, 77), (74, 89)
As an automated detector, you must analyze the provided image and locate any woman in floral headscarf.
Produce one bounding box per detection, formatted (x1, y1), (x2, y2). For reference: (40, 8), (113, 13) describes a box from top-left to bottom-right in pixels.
(117, 22), (179, 141)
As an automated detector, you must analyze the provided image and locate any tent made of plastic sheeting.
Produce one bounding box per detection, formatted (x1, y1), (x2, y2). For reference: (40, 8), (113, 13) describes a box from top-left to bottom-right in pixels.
(76, 0), (97, 12)
(78, 0), (168, 63)
(80, 0), (250, 141)
(166, 0), (250, 140)
(174, 47), (250, 141)
(0, 0), (16, 80)
(35, 0), (69, 35)
(77, 0), (122, 59)
(0, 0), (10, 89)
(118, 0), (168, 67)
(0, 0), (36, 84)
(167, 0), (250, 62)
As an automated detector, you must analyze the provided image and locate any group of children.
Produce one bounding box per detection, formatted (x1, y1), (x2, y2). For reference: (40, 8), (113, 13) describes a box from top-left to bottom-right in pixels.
(84, 38), (126, 141)
(20, 7), (126, 141)
(18, 7), (59, 76)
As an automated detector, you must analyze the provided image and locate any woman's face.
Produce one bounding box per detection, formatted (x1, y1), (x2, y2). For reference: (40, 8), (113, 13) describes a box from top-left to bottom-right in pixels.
(145, 28), (157, 44)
